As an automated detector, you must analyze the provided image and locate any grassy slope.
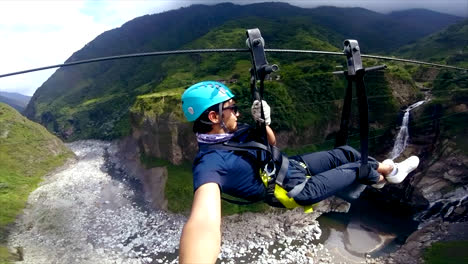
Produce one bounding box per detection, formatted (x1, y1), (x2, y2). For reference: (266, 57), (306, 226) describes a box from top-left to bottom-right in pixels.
(0, 103), (74, 263)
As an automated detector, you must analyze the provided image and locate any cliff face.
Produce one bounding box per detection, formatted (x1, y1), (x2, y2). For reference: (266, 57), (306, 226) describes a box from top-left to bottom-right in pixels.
(383, 101), (468, 221)
(408, 137), (468, 222)
(364, 100), (468, 263)
(129, 90), (197, 165)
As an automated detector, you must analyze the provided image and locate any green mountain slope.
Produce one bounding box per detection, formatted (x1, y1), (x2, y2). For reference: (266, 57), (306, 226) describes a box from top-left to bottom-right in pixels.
(388, 9), (464, 37)
(306, 7), (463, 52)
(0, 103), (74, 262)
(23, 3), (460, 141)
(398, 19), (468, 67)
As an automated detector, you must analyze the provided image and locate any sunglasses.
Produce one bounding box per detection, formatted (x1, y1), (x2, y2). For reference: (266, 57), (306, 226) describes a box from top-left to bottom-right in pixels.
(222, 105), (239, 114)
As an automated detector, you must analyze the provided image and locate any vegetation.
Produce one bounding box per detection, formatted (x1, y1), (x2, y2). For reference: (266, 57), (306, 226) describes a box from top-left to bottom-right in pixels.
(24, 3), (462, 142)
(2, 3), (466, 262)
(423, 241), (468, 264)
(127, 15), (468, 219)
(0, 103), (73, 263)
(397, 20), (468, 68)
(427, 70), (468, 154)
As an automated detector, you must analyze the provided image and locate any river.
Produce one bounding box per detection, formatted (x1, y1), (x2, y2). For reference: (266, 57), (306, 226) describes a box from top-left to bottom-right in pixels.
(317, 197), (419, 263)
(7, 140), (334, 264)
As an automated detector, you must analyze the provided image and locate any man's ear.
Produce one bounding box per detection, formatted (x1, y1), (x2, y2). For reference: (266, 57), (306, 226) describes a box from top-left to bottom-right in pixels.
(207, 111), (220, 124)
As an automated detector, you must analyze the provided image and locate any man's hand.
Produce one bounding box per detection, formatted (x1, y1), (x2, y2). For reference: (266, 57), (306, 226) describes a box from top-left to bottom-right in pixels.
(251, 100), (271, 126)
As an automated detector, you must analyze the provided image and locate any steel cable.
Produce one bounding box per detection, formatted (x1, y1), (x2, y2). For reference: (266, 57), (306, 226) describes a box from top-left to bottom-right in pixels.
(1, 48), (466, 79)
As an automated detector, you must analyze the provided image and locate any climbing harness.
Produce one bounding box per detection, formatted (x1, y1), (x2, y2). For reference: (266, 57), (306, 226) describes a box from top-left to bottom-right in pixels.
(200, 131), (313, 213)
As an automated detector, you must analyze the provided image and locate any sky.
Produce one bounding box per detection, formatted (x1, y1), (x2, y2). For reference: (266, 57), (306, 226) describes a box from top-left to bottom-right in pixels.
(0, 0), (466, 96)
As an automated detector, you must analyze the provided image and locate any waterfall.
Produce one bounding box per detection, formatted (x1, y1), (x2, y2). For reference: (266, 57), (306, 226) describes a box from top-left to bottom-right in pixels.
(389, 100), (426, 160)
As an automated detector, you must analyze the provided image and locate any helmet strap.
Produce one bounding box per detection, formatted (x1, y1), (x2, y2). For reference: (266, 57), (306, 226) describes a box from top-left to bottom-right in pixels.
(218, 103), (229, 133)
(199, 103), (228, 133)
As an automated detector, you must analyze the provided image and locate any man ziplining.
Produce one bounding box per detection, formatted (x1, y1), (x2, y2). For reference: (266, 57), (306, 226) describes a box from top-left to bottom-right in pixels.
(178, 81), (420, 263)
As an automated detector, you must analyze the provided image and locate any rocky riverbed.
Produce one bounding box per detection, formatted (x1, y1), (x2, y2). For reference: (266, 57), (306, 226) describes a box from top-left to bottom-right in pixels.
(8, 140), (384, 264)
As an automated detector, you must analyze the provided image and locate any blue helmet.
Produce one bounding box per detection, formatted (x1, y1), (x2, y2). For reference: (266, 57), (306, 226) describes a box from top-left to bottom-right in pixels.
(182, 81), (235, 122)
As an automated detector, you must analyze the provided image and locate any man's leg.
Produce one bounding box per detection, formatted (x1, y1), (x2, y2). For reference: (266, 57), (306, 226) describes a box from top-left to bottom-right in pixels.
(292, 145), (378, 175)
(287, 146), (381, 205)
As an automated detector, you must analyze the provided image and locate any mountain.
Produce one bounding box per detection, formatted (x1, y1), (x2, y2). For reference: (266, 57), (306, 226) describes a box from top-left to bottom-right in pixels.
(0, 91), (31, 113)
(388, 9), (463, 36)
(397, 19), (468, 67)
(23, 2), (461, 141)
(305, 6), (464, 52)
(0, 103), (73, 261)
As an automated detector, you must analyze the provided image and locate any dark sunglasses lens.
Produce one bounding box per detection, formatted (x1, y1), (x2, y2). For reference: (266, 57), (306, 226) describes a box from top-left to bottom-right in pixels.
(223, 105), (238, 114)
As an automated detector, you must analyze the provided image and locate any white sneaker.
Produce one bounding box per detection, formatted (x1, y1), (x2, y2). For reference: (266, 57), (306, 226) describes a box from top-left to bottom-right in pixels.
(385, 156), (420, 184)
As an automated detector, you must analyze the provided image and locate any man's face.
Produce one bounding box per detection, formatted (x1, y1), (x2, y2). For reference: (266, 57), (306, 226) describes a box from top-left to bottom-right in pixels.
(221, 99), (239, 132)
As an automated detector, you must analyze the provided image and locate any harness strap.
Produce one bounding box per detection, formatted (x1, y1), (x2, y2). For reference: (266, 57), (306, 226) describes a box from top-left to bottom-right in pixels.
(287, 177), (309, 198)
(355, 69), (370, 180)
(286, 157), (312, 198)
(335, 70), (371, 182)
(335, 74), (353, 148)
(274, 153), (289, 186)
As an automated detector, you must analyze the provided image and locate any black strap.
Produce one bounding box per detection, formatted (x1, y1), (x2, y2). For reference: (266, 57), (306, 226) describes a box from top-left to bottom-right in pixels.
(221, 196), (263, 205)
(200, 141), (270, 152)
(335, 74), (353, 147)
(355, 69), (370, 179)
(335, 69), (370, 181)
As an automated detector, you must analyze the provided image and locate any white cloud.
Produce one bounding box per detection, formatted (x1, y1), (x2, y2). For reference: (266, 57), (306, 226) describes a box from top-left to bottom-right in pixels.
(0, 1), (104, 95)
(0, 0), (170, 96)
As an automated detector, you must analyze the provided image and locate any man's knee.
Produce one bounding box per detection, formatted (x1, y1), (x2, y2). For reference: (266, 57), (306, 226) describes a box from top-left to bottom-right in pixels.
(335, 145), (361, 162)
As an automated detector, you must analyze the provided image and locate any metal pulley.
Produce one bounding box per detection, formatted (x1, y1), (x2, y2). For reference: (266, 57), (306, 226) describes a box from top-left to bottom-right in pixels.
(343, 39), (363, 75)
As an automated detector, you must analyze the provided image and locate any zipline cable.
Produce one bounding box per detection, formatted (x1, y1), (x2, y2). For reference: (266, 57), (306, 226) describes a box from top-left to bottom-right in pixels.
(266, 49), (468, 71)
(0, 49), (249, 79)
(1, 48), (466, 79)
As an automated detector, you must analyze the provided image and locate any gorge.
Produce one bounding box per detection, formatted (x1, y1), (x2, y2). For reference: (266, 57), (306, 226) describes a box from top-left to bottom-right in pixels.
(8, 94), (467, 263)
(3, 3), (467, 263)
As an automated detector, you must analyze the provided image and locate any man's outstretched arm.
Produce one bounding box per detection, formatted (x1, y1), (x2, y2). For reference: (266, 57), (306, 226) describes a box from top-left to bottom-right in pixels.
(179, 182), (221, 264)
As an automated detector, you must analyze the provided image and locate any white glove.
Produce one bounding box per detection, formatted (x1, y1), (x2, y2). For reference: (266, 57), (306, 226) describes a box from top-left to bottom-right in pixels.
(251, 100), (271, 126)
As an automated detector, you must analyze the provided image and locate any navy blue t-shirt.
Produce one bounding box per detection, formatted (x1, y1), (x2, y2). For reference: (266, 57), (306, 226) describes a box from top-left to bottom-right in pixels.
(192, 125), (266, 201)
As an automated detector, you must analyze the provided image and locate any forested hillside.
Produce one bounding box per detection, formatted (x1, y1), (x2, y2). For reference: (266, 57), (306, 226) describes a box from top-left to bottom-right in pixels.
(23, 2), (463, 142)
(398, 19), (468, 67)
